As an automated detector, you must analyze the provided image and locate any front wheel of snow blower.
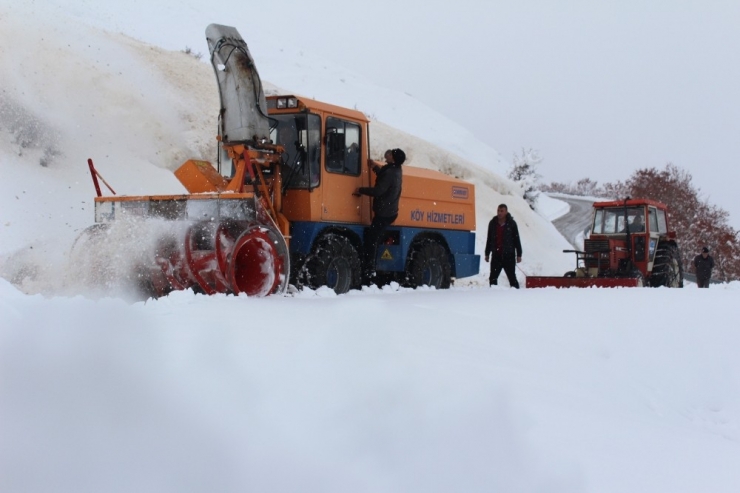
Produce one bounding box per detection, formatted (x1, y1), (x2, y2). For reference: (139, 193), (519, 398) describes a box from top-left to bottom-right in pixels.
(302, 234), (361, 294)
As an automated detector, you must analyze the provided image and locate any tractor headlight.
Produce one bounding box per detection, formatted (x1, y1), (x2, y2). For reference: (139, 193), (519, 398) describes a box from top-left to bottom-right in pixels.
(276, 98), (287, 109)
(287, 97), (298, 108)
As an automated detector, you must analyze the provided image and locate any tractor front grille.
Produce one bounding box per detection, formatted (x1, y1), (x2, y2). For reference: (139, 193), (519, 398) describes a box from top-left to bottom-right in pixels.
(584, 239), (610, 270)
(585, 239), (610, 253)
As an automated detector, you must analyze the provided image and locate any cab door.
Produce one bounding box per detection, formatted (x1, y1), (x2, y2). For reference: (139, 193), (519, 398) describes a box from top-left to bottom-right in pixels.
(320, 116), (365, 224)
(647, 206), (664, 267)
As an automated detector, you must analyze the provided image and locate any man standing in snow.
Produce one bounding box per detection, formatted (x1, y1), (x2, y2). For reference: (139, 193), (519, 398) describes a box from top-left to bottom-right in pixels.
(693, 246), (714, 288)
(355, 148), (405, 281)
(484, 204), (522, 288)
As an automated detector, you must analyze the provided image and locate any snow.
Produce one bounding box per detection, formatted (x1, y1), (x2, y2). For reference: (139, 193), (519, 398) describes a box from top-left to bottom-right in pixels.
(2, 3), (740, 492)
(535, 194), (570, 221)
(546, 192), (614, 203)
(3, 278), (740, 492)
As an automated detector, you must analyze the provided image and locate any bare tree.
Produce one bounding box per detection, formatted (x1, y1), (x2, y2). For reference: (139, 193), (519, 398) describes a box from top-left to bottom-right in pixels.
(624, 164), (740, 281)
(508, 148), (542, 209)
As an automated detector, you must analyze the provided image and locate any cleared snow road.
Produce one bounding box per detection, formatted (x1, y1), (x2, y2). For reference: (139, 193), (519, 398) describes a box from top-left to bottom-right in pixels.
(551, 196), (595, 249)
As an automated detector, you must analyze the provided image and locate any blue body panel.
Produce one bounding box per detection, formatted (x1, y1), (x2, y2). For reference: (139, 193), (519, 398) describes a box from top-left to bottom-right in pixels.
(290, 221), (480, 279)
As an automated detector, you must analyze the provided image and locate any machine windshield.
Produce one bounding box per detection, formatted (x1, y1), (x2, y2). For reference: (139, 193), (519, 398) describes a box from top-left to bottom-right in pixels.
(592, 207), (647, 234)
(270, 114), (321, 189)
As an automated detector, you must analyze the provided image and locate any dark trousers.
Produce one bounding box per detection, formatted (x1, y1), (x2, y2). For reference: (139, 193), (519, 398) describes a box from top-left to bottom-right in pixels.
(697, 277), (710, 288)
(490, 254), (519, 288)
(363, 214), (397, 276)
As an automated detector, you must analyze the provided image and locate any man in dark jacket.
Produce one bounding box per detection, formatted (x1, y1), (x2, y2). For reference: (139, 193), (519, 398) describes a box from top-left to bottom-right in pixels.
(355, 148), (405, 279)
(485, 204), (522, 288)
(693, 246), (714, 288)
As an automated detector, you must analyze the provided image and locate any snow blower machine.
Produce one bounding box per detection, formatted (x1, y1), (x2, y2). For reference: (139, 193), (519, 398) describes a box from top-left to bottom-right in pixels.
(526, 198), (683, 288)
(74, 24), (480, 298)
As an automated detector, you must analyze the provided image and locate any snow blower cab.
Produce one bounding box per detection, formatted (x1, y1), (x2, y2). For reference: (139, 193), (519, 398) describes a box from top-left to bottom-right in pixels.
(526, 198), (683, 288)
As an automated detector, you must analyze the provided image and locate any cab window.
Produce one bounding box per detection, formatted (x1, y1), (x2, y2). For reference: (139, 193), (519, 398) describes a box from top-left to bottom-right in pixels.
(655, 209), (668, 234)
(270, 113), (321, 189)
(325, 117), (361, 176)
(593, 207), (646, 234)
(592, 209), (604, 234)
(648, 207), (659, 234)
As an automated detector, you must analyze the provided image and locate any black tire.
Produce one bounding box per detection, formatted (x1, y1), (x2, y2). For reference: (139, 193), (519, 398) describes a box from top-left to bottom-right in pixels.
(564, 271), (577, 278)
(405, 240), (452, 289)
(650, 243), (684, 288)
(302, 234), (361, 294)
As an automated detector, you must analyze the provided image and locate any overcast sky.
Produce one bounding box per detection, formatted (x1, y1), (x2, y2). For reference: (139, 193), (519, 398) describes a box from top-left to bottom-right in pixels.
(39, 0), (740, 227)
(287, 0), (740, 225)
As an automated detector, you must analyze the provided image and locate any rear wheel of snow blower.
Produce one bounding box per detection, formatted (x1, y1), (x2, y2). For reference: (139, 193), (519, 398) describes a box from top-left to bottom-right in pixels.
(650, 243), (683, 288)
(405, 240), (451, 289)
(302, 234), (361, 294)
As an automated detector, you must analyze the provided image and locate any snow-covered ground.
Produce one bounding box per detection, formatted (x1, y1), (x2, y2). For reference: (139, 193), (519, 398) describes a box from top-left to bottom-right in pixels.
(2, 4), (740, 493)
(3, 279), (740, 492)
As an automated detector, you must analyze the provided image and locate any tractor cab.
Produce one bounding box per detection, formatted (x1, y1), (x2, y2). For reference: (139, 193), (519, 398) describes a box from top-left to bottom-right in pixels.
(584, 199), (678, 283)
(592, 204), (669, 237)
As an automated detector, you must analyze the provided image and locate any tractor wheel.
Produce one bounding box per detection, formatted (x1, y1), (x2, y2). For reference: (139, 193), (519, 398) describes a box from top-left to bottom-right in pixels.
(405, 240), (452, 289)
(651, 243), (684, 288)
(302, 234), (361, 294)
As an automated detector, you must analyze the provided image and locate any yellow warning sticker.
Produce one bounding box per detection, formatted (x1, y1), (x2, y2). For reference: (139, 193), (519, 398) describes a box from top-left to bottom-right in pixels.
(381, 249), (393, 260)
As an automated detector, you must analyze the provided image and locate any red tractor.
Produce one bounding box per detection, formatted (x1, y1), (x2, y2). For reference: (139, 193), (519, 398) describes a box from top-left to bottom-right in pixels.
(527, 198), (683, 288)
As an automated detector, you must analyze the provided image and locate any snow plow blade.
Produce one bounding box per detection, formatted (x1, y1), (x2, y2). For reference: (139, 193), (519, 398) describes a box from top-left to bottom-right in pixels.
(525, 276), (642, 288)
